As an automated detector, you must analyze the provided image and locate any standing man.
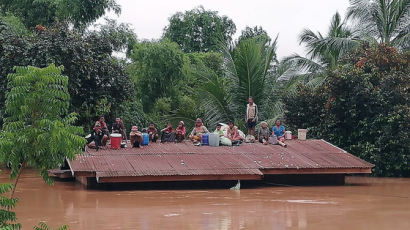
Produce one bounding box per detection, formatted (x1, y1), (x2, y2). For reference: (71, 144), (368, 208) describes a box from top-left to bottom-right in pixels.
(245, 97), (258, 137)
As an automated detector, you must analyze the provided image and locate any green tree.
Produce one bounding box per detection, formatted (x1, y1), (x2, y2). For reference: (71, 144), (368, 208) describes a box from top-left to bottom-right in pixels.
(237, 26), (271, 45)
(94, 19), (138, 57)
(283, 12), (360, 88)
(0, 65), (85, 190)
(347, 0), (410, 49)
(0, 0), (120, 28)
(163, 6), (236, 52)
(128, 40), (185, 113)
(283, 44), (409, 177)
(0, 183), (20, 229)
(0, 22), (135, 129)
(194, 37), (278, 128)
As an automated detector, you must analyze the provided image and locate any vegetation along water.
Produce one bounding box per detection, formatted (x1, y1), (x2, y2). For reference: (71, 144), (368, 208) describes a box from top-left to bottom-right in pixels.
(0, 0), (408, 229)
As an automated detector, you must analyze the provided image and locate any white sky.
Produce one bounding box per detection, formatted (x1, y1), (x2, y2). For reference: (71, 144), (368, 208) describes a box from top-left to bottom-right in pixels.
(98, 0), (350, 59)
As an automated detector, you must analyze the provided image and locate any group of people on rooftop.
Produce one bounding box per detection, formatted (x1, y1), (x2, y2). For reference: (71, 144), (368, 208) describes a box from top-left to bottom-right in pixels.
(87, 97), (287, 149)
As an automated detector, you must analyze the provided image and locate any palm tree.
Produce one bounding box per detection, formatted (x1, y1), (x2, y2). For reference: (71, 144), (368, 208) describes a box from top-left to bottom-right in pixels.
(283, 12), (360, 88)
(347, 0), (410, 49)
(193, 36), (279, 128)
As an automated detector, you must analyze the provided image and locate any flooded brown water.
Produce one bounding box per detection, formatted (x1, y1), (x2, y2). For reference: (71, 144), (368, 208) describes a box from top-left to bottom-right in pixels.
(1, 170), (409, 230)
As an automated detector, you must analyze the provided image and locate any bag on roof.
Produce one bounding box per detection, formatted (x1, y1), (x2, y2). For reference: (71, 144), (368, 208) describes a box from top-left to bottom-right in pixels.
(220, 136), (232, 146)
(245, 135), (255, 143)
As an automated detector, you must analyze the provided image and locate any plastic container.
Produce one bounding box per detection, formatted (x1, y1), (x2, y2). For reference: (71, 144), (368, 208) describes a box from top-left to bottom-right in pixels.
(110, 133), (122, 149)
(201, 133), (209, 146)
(269, 136), (278, 145)
(298, 129), (307, 140)
(142, 133), (149, 146)
(208, 133), (220, 147)
(285, 131), (292, 140)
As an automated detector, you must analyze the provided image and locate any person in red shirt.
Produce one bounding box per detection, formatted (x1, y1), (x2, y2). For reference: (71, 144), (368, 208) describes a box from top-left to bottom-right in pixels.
(160, 122), (176, 142)
(175, 121), (186, 142)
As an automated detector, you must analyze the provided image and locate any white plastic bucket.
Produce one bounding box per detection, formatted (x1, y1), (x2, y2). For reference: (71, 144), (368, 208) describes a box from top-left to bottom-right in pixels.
(298, 129), (307, 140)
(285, 131), (292, 140)
(208, 133), (220, 147)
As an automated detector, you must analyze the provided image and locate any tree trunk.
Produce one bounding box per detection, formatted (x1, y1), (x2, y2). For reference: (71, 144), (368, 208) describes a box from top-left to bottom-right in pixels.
(10, 161), (26, 199)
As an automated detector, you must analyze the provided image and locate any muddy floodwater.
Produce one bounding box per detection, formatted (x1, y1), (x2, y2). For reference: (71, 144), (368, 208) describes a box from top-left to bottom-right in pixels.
(1, 170), (409, 230)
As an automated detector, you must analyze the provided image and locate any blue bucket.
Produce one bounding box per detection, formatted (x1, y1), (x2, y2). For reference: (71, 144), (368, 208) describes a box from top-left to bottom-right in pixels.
(201, 133), (209, 146)
(142, 133), (149, 146)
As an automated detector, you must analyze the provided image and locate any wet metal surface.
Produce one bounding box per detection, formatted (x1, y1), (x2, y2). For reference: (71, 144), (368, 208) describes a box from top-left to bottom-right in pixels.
(2, 170), (409, 230)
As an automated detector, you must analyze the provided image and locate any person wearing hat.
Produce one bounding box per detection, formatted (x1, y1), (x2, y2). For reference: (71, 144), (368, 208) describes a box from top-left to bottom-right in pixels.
(175, 121), (186, 142)
(146, 122), (159, 142)
(257, 121), (270, 145)
(189, 118), (209, 143)
(130, 126), (143, 148)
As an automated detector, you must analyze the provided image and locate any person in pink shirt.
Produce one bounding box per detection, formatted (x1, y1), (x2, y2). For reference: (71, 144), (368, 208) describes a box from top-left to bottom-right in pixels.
(175, 121), (186, 142)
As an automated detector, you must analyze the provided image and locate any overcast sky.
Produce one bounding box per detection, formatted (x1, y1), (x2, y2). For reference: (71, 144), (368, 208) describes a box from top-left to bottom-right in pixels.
(98, 0), (350, 59)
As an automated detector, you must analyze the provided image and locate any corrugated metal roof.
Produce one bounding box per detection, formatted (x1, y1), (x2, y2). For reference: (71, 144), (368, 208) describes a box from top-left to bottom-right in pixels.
(69, 139), (373, 181)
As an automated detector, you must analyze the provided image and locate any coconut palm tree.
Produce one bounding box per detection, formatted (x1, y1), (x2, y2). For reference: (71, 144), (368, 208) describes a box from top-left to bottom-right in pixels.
(193, 36), (279, 128)
(347, 0), (410, 49)
(283, 12), (360, 88)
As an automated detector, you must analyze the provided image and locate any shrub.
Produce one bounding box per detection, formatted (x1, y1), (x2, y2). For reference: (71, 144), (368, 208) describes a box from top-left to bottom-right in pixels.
(284, 45), (409, 177)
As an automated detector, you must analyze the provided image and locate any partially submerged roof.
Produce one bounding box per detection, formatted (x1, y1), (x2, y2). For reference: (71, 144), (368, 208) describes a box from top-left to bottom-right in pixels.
(66, 139), (374, 183)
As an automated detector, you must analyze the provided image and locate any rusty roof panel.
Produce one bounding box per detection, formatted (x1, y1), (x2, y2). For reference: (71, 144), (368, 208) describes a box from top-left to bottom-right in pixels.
(69, 139), (373, 180)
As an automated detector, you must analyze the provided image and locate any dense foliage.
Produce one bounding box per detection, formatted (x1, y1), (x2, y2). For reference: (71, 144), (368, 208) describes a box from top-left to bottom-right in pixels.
(193, 36), (280, 130)
(237, 26), (271, 45)
(128, 40), (186, 113)
(163, 6), (236, 52)
(347, 0), (409, 49)
(0, 65), (86, 183)
(0, 183), (20, 229)
(0, 0), (406, 191)
(0, 21), (138, 130)
(284, 45), (409, 177)
(0, 0), (120, 28)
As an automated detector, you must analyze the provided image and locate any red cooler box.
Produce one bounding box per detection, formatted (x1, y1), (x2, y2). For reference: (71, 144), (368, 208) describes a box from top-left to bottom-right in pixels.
(110, 133), (122, 149)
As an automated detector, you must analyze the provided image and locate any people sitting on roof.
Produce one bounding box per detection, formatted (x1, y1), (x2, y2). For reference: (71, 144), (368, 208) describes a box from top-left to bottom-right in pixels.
(226, 121), (244, 146)
(175, 121), (186, 142)
(94, 116), (109, 146)
(86, 121), (105, 150)
(273, 119), (287, 147)
(112, 117), (127, 140)
(214, 123), (232, 146)
(146, 122), (158, 142)
(258, 121), (270, 145)
(189, 118), (209, 144)
(161, 122), (176, 142)
(130, 126), (143, 148)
